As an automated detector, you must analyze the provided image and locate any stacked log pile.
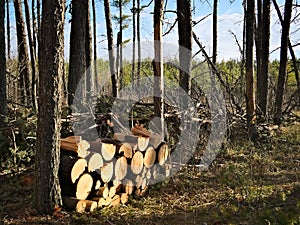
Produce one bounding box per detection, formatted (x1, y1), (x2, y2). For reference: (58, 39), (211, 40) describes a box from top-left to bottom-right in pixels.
(59, 125), (170, 213)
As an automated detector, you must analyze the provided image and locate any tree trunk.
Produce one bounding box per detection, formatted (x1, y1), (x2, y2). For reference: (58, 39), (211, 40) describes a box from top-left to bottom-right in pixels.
(153, 0), (164, 139)
(245, 0), (258, 140)
(256, 0), (263, 114)
(177, 0), (192, 93)
(272, 0), (300, 109)
(35, 0), (65, 214)
(24, 0), (37, 111)
(13, 0), (31, 105)
(68, 0), (89, 106)
(0, 0), (7, 128)
(6, 0), (10, 59)
(85, 0), (92, 99)
(274, 0), (293, 124)
(104, 0), (117, 97)
(212, 0), (218, 65)
(92, 0), (98, 93)
(132, 0), (136, 86)
(137, 0), (141, 98)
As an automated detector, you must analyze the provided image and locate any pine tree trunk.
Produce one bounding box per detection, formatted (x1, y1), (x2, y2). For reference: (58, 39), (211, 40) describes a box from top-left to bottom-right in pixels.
(0, 0), (7, 128)
(132, 0), (136, 86)
(14, 0), (31, 105)
(274, 0), (293, 124)
(24, 0), (37, 110)
(68, 0), (89, 105)
(85, 0), (92, 99)
(6, 0), (10, 59)
(137, 0), (141, 98)
(35, 0), (65, 214)
(92, 0), (98, 93)
(212, 0), (217, 65)
(177, 0), (192, 93)
(104, 0), (117, 97)
(153, 0), (164, 138)
(245, 0), (258, 140)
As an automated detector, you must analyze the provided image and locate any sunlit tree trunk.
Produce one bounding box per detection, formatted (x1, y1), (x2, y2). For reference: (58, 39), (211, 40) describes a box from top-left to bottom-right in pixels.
(92, 0), (98, 93)
(274, 0), (293, 124)
(245, 0), (258, 140)
(35, 0), (65, 214)
(212, 0), (218, 65)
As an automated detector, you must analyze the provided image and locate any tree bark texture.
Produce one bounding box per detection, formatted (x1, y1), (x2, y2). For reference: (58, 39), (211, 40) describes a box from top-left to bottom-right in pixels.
(245, 0), (257, 140)
(104, 0), (117, 97)
(92, 0), (98, 93)
(274, 0), (293, 124)
(13, 0), (31, 105)
(177, 0), (192, 93)
(35, 0), (65, 214)
(0, 0), (7, 127)
(68, 0), (89, 106)
(212, 0), (218, 65)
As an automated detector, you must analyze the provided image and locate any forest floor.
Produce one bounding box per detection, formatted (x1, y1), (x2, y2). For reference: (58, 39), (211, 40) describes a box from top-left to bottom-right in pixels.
(0, 118), (299, 225)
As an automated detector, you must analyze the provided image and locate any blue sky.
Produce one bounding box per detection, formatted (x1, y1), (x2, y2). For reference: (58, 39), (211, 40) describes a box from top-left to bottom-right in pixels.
(5, 0), (300, 61)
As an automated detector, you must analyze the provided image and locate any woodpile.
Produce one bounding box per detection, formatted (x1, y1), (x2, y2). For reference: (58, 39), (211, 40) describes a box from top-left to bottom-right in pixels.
(59, 125), (170, 213)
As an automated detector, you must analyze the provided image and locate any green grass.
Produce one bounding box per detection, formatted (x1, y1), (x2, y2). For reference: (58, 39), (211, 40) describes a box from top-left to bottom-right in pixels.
(1, 122), (299, 225)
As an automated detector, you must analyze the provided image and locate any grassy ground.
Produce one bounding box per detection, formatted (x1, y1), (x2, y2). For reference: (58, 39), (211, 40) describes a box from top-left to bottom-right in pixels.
(0, 121), (299, 225)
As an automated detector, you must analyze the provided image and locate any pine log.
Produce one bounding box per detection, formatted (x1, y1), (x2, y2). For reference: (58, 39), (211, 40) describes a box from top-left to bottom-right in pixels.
(85, 200), (98, 212)
(114, 156), (128, 181)
(114, 133), (137, 143)
(100, 162), (114, 183)
(131, 151), (144, 174)
(107, 194), (121, 207)
(85, 152), (103, 172)
(76, 173), (93, 200)
(109, 180), (122, 198)
(131, 125), (151, 137)
(137, 136), (149, 152)
(60, 137), (90, 158)
(62, 197), (86, 213)
(118, 143), (133, 158)
(59, 155), (87, 183)
(101, 143), (116, 161)
(143, 146), (156, 168)
(135, 174), (143, 189)
(123, 179), (134, 195)
(157, 144), (169, 166)
(91, 197), (107, 208)
(120, 193), (129, 204)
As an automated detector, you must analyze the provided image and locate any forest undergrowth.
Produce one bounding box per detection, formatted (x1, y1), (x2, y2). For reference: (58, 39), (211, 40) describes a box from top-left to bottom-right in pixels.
(0, 112), (299, 225)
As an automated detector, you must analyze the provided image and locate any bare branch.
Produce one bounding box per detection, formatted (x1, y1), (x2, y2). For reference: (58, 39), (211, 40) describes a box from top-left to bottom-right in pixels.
(163, 19), (177, 36)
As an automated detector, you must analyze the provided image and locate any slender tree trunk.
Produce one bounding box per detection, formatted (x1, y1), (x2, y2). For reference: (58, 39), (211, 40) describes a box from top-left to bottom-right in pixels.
(68, 0), (89, 106)
(137, 0), (141, 97)
(153, 0), (164, 139)
(119, 0), (123, 91)
(245, 0), (258, 140)
(32, 0), (37, 56)
(273, 0), (300, 108)
(256, 0), (263, 114)
(13, 0), (31, 105)
(35, 0), (65, 214)
(212, 0), (218, 65)
(92, 0), (98, 93)
(24, 0), (37, 110)
(104, 0), (117, 97)
(274, 0), (293, 124)
(0, 0), (7, 128)
(258, 0), (270, 117)
(6, 0), (10, 60)
(86, 0), (92, 99)
(132, 0), (136, 86)
(177, 0), (192, 93)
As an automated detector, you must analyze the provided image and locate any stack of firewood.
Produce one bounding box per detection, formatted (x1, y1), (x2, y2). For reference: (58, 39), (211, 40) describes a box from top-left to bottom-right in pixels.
(59, 125), (170, 213)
